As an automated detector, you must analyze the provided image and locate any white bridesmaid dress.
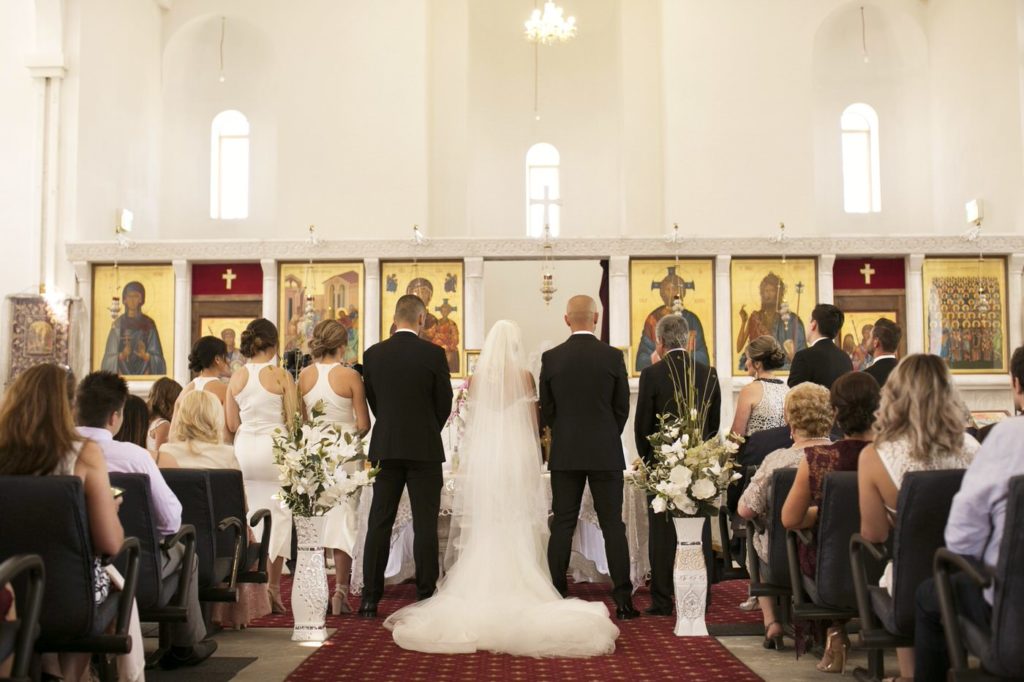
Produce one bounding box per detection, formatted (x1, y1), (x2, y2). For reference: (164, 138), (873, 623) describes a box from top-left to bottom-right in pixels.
(234, 360), (292, 561)
(302, 363), (360, 556)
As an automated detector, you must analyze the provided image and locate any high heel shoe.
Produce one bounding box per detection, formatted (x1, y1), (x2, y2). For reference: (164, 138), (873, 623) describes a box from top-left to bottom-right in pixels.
(816, 627), (850, 673)
(268, 585), (287, 615)
(762, 621), (784, 650)
(331, 587), (353, 615)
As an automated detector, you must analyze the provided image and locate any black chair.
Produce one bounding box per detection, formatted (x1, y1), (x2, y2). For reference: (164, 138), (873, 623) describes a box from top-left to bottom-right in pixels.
(204, 469), (271, 586)
(745, 467), (797, 623)
(850, 469), (965, 681)
(0, 554), (44, 682)
(0, 477), (140, 681)
(936, 475), (1024, 680)
(161, 469), (244, 607)
(108, 473), (195, 667)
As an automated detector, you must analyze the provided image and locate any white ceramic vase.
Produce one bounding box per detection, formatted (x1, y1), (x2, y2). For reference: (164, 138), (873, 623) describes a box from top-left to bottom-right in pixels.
(671, 516), (709, 637)
(291, 515), (328, 642)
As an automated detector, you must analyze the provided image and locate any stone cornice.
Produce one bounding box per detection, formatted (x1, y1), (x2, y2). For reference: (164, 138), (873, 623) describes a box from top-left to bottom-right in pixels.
(66, 235), (1024, 263)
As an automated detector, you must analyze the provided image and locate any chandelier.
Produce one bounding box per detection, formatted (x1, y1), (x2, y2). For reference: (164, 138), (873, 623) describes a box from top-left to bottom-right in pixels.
(525, 2), (577, 45)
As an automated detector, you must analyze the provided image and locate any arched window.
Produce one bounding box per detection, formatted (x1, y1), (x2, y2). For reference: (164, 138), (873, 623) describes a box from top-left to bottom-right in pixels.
(526, 142), (560, 237)
(210, 110), (250, 219)
(841, 103), (881, 213)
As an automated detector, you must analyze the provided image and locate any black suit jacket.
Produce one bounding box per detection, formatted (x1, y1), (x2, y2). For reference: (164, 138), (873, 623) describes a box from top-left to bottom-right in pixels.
(634, 351), (722, 465)
(539, 333), (630, 471)
(863, 356), (896, 388)
(787, 338), (853, 389)
(363, 331), (453, 462)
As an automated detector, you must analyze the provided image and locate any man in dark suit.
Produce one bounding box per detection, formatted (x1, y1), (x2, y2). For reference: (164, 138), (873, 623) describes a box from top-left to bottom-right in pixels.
(863, 318), (901, 388)
(540, 295), (638, 619)
(787, 304), (852, 389)
(358, 294), (454, 617)
(634, 314), (722, 616)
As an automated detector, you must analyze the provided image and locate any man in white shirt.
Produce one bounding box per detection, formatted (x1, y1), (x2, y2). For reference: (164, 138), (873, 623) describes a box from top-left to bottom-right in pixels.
(912, 346), (1024, 680)
(76, 371), (217, 669)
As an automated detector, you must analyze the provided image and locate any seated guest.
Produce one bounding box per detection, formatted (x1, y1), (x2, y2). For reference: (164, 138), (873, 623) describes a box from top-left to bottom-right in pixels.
(738, 382), (834, 649)
(0, 364), (126, 681)
(788, 304), (853, 389)
(147, 377), (182, 455)
(77, 371), (217, 669)
(114, 394), (150, 449)
(731, 335), (789, 437)
(913, 346), (1024, 681)
(781, 372), (880, 672)
(864, 318), (901, 388)
(160, 391), (240, 470)
(858, 354), (979, 681)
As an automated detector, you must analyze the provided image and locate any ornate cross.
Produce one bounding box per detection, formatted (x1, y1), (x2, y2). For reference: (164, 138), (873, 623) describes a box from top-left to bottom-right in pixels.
(860, 263), (876, 285)
(435, 298), (457, 318)
(222, 268), (238, 290)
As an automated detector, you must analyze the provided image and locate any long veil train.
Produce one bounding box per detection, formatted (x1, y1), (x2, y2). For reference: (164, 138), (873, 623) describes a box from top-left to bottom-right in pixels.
(383, 320), (619, 657)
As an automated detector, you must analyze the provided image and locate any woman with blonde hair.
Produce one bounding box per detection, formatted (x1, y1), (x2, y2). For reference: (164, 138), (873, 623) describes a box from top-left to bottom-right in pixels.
(161, 391), (240, 470)
(739, 382), (834, 651)
(298, 319), (370, 615)
(730, 335), (790, 436)
(858, 354), (978, 681)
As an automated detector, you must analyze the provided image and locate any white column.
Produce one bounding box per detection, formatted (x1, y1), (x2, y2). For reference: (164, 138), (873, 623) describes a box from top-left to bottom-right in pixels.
(172, 260), (191, 385)
(72, 260), (92, 378)
(464, 257), (485, 349)
(906, 254), (925, 354)
(714, 255), (733, 433)
(260, 258), (277, 324)
(608, 255), (630, 348)
(363, 258), (380, 349)
(1009, 254), (1024, 355)
(817, 254), (836, 304)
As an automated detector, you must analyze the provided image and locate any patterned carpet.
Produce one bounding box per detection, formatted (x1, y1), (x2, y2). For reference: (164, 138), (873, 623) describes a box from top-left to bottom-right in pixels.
(263, 578), (763, 681)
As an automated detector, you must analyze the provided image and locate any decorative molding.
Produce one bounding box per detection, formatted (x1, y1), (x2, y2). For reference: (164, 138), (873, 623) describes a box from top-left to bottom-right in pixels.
(65, 234), (1024, 263)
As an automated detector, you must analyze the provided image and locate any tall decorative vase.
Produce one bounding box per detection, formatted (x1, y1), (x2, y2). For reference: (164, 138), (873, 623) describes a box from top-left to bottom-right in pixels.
(291, 515), (328, 642)
(672, 516), (709, 636)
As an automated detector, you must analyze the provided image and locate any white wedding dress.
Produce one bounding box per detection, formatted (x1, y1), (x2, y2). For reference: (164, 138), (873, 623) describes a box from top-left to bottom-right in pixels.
(383, 321), (619, 657)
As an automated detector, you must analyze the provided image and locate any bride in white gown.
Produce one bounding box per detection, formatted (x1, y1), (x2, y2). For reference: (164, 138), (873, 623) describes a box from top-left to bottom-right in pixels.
(383, 320), (619, 657)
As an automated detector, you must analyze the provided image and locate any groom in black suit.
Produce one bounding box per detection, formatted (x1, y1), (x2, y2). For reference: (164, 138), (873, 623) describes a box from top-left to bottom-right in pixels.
(634, 314), (722, 615)
(540, 295), (638, 619)
(359, 295), (454, 617)
(787, 304), (853, 389)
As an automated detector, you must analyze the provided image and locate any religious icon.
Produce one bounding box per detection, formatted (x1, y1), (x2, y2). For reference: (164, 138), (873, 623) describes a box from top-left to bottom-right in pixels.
(841, 311), (897, 371)
(92, 264), (175, 379)
(922, 258), (1007, 374)
(731, 259), (817, 373)
(200, 317), (252, 373)
(629, 259), (714, 376)
(5, 294), (82, 384)
(381, 261), (465, 377)
(279, 262), (364, 363)
(465, 350), (481, 376)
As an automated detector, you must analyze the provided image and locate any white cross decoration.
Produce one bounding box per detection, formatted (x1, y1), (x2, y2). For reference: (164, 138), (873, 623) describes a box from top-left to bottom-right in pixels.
(222, 268), (238, 290)
(530, 184), (561, 236)
(860, 263), (876, 286)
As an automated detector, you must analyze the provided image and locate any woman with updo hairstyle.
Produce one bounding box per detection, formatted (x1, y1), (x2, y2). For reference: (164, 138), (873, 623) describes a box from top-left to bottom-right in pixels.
(781, 372), (880, 673)
(730, 334), (790, 436)
(298, 319), (370, 615)
(171, 335), (233, 444)
(226, 318), (299, 613)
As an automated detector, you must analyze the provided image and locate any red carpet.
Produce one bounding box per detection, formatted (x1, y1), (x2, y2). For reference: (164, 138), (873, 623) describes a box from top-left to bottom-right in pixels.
(267, 578), (763, 681)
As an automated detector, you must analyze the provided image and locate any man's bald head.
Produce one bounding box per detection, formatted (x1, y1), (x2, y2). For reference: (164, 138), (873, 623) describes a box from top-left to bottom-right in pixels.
(564, 295), (599, 332)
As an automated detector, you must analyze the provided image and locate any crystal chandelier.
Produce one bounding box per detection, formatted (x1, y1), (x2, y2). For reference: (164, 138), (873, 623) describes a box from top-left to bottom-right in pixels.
(540, 225), (557, 305)
(525, 2), (577, 45)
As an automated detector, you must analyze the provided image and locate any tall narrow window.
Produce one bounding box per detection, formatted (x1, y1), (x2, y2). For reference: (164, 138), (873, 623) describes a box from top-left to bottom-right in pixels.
(210, 110), (250, 219)
(526, 142), (560, 237)
(841, 103), (881, 213)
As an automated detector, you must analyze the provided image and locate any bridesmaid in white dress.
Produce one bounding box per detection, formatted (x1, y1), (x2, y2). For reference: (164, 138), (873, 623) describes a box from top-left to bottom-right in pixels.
(171, 336), (233, 443)
(226, 319), (299, 614)
(298, 320), (370, 615)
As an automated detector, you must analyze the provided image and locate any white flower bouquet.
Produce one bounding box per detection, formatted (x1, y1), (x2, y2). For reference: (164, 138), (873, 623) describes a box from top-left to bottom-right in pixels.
(631, 359), (742, 517)
(272, 401), (378, 517)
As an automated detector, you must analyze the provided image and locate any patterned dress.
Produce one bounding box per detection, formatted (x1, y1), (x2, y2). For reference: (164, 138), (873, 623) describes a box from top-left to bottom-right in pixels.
(746, 379), (789, 435)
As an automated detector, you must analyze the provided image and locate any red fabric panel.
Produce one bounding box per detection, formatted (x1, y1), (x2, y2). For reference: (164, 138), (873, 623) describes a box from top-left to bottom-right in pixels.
(192, 263), (264, 296)
(833, 257), (905, 290)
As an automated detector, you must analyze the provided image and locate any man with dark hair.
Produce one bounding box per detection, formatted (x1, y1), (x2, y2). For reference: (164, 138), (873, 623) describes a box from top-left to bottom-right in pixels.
(787, 304), (853, 389)
(864, 318), (902, 387)
(76, 371), (216, 669)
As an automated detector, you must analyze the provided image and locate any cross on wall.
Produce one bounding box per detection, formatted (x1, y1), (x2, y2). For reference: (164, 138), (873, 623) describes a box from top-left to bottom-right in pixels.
(222, 268), (238, 290)
(860, 263), (876, 285)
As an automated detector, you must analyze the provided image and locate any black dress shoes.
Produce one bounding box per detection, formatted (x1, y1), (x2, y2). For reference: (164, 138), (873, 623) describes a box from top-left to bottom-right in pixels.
(615, 602), (640, 620)
(357, 602), (378, 618)
(644, 605), (673, 616)
(158, 638), (218, 670)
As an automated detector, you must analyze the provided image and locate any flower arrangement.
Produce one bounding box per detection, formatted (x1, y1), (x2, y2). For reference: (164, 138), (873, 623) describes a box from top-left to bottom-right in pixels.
(272, 401), (377, 517)
(631, 357), (742, 517)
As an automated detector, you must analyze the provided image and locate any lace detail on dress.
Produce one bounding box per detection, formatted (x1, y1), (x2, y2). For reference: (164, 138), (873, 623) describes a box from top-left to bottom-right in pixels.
(875, 433), (979, 497)
(746, 380), (789, 435)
